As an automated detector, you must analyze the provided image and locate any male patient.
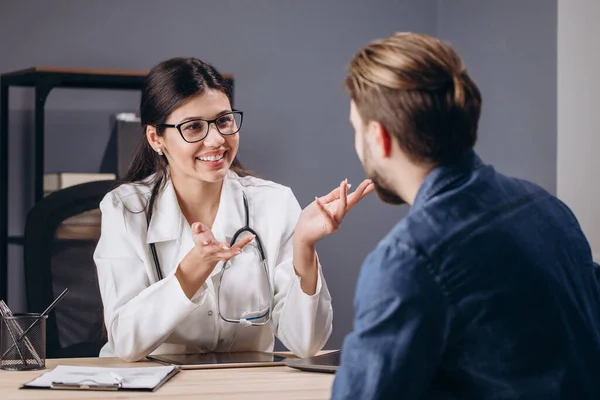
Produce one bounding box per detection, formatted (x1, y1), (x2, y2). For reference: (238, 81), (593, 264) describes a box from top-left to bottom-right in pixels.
(332, 32), (600, 399)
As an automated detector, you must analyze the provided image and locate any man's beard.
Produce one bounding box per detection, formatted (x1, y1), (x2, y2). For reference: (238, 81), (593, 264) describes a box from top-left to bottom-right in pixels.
(369, 170), (406, 205)
(362, 151), (406, 205)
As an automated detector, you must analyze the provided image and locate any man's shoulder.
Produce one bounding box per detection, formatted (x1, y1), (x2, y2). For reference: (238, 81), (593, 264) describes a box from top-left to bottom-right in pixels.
(360, 223), (430, 285)
(408, 168), (557, 253)
(354, 223), (445, 316)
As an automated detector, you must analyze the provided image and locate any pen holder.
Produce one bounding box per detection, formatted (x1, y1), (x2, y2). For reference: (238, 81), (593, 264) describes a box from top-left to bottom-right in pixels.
(0, 313), (47, 371)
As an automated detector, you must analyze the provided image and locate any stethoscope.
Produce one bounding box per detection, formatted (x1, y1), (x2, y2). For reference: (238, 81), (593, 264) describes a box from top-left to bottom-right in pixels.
(149, 191), (273, 326)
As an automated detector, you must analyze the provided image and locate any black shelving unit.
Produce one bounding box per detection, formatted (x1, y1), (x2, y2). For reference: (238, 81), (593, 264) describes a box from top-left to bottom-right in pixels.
(0, 67), (234, 302)
(0, 67), (150, 302)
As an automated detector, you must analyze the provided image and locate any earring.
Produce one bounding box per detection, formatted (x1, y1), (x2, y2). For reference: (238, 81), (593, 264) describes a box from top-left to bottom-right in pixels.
(157, 148), (163, 156)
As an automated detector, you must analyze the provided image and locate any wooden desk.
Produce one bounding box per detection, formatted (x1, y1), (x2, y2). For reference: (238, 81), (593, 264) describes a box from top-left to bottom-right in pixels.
(0, 356), (334, 399)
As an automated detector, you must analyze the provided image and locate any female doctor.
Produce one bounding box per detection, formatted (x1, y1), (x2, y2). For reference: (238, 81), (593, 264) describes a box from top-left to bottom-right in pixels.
(93, 57), (374, 362)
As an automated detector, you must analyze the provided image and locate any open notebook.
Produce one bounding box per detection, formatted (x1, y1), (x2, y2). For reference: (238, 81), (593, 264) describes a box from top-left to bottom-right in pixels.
(21, 365), (179, 391)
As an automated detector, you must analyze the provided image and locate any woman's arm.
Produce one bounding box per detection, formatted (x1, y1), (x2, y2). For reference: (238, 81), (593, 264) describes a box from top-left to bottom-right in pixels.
(272, 188), (333, 358)
(274, 180), (374, 357)
(292, 238), (319, 295)
(94, 193), (207, 362)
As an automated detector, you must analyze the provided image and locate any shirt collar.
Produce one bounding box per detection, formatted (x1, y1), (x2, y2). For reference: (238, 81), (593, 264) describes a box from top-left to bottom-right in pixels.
(412, 150), (484, 211)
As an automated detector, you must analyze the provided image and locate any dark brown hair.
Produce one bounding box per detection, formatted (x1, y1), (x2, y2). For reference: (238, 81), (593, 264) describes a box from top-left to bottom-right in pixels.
(345, 32), (482, 165)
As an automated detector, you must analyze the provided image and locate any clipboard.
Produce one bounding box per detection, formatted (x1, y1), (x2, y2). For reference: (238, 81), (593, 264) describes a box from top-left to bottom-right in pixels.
(20, 365), (179, 392)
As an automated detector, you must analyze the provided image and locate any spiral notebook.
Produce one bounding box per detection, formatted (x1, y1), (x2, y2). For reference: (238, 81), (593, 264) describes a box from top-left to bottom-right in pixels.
(21, 365), (179, 391)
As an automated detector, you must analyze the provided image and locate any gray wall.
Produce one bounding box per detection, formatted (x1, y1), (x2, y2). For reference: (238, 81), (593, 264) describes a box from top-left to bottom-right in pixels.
(557, 0), (600, 262)
(438, 0), (557, 193)
(0, 0), (557, 350)
(0, 0), (435, 349)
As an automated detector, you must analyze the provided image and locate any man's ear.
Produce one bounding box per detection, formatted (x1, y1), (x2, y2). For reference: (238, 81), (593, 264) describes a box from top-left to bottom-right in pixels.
(145, 125), (163, 151)
(369, 121), (392, 159)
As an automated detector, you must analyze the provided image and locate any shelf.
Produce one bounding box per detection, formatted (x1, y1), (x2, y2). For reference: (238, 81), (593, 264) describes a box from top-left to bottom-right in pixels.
(0, 65), (235, 301)
(7, 236), (24, 245)
(1, 67), (233, 90)
(8, 224), (100, 244)
(54, 224), (101, 241)
(1, 67), (146, 91)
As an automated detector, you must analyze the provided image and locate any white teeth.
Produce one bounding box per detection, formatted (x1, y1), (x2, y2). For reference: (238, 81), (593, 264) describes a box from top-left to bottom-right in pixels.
(198, 153), (224, 162)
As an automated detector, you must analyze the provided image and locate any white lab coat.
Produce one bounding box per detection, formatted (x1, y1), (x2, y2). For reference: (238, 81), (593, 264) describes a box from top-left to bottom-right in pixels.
(93, 170), (333, 362)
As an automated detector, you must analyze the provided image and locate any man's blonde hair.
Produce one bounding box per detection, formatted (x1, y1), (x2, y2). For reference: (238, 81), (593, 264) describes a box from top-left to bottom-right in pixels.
(345, 32), (482, 164)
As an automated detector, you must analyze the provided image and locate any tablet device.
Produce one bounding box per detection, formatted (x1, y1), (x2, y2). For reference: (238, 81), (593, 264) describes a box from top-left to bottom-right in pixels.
(146, 351), (287, 370)
(285, 350), (340, 373)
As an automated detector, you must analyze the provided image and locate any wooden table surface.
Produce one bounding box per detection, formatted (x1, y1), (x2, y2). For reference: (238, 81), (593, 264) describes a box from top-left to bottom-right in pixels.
(0, 355), (335, 399)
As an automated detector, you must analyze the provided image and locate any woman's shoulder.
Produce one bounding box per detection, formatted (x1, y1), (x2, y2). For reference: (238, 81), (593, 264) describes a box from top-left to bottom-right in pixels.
(227, 171), (298, 204)
(228, 171), (292, 193)
(101, 178), (153, 212)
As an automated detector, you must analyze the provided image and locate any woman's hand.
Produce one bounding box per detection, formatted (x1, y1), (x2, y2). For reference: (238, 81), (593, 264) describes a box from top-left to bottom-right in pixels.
(295, 179), (375, 245)
(190, 222), (254, 265)
(176, 222), (254, 298)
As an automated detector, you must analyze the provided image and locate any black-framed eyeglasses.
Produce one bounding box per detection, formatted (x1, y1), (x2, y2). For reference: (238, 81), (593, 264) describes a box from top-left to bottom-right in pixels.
(158, 110), (243, 143)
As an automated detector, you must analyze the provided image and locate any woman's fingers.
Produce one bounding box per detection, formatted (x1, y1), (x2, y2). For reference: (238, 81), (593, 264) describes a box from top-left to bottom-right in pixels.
(191, 222), (217, 246)
(198, 233), (256, 262)
(200, 241), (238, 261)
(315, 197), (339, 230)
(347, 179), (374, 209)
(318, 186), (342, 204)
(318, 180), (353, 205)
(230, 234), (255, 252)
(334, 180), (348, 223)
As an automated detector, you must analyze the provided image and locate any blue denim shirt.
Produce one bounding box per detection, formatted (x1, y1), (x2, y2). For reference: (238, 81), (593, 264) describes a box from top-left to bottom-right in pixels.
(332, 151), (600, 400)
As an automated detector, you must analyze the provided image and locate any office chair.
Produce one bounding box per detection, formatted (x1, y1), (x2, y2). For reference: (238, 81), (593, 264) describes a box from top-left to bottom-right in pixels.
(23, 180), (115, 358)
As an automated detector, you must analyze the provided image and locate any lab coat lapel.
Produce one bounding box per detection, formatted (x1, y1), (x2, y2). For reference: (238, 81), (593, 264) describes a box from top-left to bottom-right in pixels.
(210, 172), (246, 278)
(145, 179), (181, 244)
(211, 172), (245, 242)
(145, 179), (185, 279)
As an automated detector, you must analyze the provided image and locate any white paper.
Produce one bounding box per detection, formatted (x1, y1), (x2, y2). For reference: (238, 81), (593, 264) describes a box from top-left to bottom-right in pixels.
(24, 365), (176, 389)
